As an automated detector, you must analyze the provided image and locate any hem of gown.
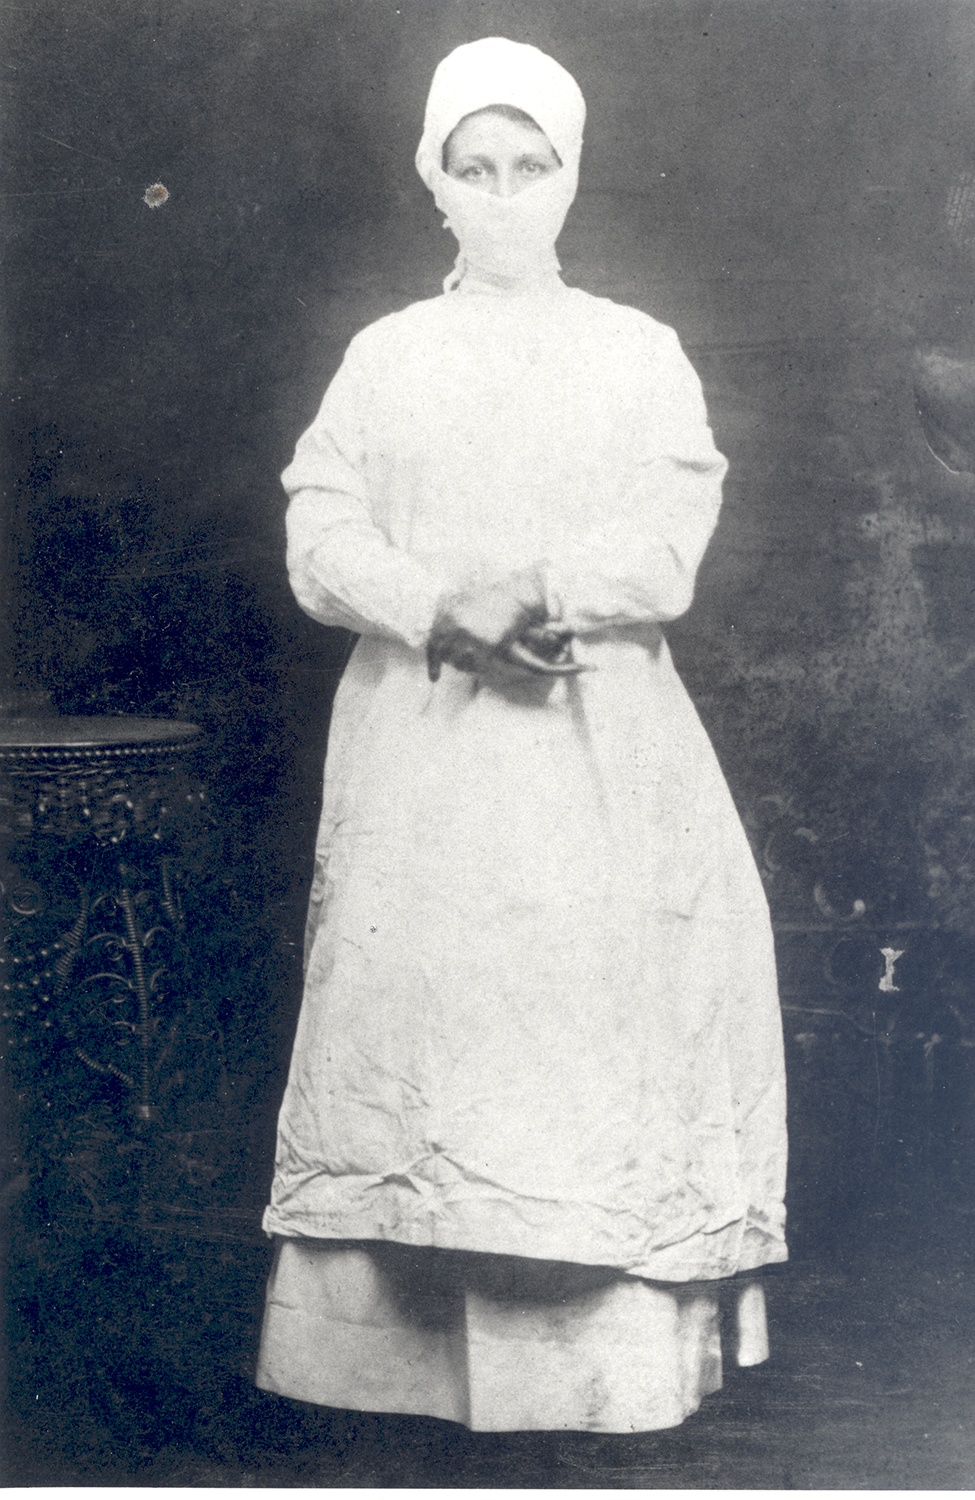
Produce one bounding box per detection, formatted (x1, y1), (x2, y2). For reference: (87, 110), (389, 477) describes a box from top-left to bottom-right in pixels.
(260, 1202), (788, 1284)
(254, 1238), (769, 1434)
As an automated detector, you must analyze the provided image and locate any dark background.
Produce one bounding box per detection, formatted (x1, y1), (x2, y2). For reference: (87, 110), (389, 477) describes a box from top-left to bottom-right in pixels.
(3, 0), (975, 1485)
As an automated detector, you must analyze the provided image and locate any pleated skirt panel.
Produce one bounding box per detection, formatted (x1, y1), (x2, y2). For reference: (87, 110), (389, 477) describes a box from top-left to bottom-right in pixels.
(255, 1238), (769, 1434)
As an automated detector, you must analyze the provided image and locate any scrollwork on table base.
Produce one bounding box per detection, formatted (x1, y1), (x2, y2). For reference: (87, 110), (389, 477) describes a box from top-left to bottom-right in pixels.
(0, 717), (255, 1235)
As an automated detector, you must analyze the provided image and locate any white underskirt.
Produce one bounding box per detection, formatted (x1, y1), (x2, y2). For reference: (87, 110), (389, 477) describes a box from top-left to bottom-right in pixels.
(255, 1238), (769, 1433)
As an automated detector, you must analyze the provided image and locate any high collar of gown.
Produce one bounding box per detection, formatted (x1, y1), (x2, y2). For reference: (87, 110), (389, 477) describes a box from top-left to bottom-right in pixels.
(450, 262), (569, 298)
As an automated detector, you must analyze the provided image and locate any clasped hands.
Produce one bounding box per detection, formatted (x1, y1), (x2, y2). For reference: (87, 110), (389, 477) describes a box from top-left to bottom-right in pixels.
(426, 568), (588, 684)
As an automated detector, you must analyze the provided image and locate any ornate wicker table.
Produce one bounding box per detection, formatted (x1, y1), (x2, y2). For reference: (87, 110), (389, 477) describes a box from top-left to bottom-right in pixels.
(0, 714), (268, 1241)
(1, 717), (280, 1465)
(0, 716), (205, 1124)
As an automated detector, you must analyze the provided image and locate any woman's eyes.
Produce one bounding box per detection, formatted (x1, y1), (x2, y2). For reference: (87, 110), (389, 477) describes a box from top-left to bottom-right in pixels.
(453, 159), (555, 181)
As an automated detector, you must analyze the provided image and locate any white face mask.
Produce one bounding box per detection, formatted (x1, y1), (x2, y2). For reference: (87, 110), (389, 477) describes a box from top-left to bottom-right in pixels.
(431, 164), (579, 285)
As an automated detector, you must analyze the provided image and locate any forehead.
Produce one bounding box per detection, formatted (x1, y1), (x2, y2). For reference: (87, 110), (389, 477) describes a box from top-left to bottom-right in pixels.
(445, 108), (557, 159)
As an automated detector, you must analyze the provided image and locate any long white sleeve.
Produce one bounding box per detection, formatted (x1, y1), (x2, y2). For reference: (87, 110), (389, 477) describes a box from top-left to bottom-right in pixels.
(283, 339), (446, 648)
(543, 325), (727, 632)
(283, 306), (725, 645)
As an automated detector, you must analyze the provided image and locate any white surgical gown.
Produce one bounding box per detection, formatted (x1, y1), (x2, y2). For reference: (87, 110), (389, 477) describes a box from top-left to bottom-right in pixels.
(258, 280), (787, 1430)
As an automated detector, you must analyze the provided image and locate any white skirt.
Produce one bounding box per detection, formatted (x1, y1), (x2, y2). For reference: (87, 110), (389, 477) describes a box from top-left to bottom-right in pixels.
(255, 1238), (769, 1433)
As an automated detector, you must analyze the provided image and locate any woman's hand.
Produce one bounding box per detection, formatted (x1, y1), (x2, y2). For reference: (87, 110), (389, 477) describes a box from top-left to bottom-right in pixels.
(426, 569), (547, 682)
(503, 624), (587, 676)
(426, 571), (588, 682)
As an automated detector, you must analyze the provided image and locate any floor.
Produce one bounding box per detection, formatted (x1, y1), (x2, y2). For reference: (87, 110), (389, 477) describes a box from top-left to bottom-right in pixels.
(4, 1198), (973, 1488)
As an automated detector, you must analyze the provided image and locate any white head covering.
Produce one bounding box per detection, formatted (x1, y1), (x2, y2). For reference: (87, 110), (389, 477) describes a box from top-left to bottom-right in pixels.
(415, 37), (586, 290)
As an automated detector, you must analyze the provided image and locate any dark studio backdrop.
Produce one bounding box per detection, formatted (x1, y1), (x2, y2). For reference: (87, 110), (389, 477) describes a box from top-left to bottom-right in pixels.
(3, 0), (975, 1485)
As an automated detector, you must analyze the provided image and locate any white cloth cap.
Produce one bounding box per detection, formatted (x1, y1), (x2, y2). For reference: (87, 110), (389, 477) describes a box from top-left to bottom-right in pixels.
(415, 36), (586, 190)
(415, 37), (586, 289)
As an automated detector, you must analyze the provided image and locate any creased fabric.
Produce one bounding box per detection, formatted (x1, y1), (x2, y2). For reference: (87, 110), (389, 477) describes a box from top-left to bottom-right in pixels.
(265, 280), (788, 1285)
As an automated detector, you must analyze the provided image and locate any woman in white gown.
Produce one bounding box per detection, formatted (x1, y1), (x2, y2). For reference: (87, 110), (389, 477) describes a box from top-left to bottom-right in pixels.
(256, 36), (787, 1435)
